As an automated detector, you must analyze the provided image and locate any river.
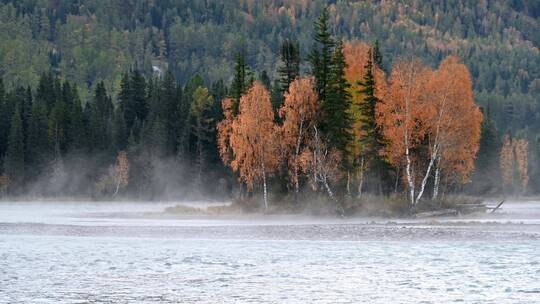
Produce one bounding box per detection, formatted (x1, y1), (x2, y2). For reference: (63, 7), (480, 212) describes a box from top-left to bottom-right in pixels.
(1, 200), (539, 303)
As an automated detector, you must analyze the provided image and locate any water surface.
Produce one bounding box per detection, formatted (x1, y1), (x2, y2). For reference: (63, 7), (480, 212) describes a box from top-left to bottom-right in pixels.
(1, 201), (539, 303)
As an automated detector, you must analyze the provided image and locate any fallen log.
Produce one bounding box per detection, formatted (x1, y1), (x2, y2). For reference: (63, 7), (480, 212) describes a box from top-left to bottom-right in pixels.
(489, 200), (505, 214)
(414, 209), (458, 218)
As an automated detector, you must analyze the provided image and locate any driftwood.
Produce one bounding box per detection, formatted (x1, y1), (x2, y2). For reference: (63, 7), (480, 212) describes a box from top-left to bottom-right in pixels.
(489, 200), (506, 214)
(414, 209), (458, 218)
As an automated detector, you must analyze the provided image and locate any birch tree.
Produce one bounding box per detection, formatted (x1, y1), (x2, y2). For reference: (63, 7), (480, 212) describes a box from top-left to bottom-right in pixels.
(279, 77), (319, 199)
(426, 56), (482, 200)
(379, 58), (432, 208)
(226, 83), (280, 209)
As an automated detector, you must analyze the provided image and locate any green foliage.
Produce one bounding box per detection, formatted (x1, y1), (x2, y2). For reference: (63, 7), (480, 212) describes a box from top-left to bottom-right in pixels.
(309, 6), (335, 103)
(358, 48), (391, 194)
(4, 109), (24, 190)
(0, 0), (539, 197)
(278, 39), (300, 94)
(322, 40), (352, 154)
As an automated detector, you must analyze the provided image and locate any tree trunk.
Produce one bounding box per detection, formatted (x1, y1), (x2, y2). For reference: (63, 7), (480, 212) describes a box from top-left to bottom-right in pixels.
(405, 144), (415, 207)
(357, 156), (365, 199)
(323, 176), (334, 201)
(293, 120), (304, 200)
(432, 156), (441, 201)
(346, 171), (351, 197)
(262, 163), (268, 210)
(113, 179), (120, 198)
(415, 145), (438, 204)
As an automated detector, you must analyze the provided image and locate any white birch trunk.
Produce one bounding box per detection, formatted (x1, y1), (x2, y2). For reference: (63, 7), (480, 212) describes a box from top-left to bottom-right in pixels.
(357, 156), (365, 199)
(262, 162), (268, 210)
(405, 143), (415, 207)
(415, 145), (438, 204)
(432, 156), (441, 201)
(293, 120), (304, 198)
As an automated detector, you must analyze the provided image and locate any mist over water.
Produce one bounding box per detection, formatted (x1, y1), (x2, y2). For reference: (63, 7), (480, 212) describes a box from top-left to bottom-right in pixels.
(1, 201), (540, 303)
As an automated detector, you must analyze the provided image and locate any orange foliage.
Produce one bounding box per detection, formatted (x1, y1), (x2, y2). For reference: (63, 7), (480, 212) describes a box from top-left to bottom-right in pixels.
(500, 136), (529, 193)
(426, 56), (482, 183)
(217, 98), (234, 166)
(378, 58), (432, 166)
(114, 151), (129, 196)
(299, 126), (342, 199)
(514, 138), (529, 192)
(500, 135), (514, 187)
(343, 41), (388, 168)
(378, 56), (482, 204)
(228, 83), (280, 194)
(279, 77), (320, 193)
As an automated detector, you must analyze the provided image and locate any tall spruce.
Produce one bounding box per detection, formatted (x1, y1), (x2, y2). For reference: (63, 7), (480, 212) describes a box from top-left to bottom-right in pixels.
(26, 97), (50, 180)
(0, 78), (8, 162)
(323, 40), (352, 153)
(471, 109), (501, 194)
(162, 70), (182, 154)
(231, 52), (249, 115)
(309, 7), (335, 103)
(190, 86), (215, 186)
(4, 109), (25, 190)
(67, 84), (85, 150)
(358, 48), (388, 193)
(89, 82), (113, 151)
(278, 39), (300, 94)
(372, 40), (383, 70)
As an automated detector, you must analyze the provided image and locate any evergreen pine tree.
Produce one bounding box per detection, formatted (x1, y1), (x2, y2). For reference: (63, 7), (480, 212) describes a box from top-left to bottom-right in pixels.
(21, 87), (32, 144)
(309, 7), (335, 103)
(231, 52), (248, 115)
(358, 48), (389, 194)
(278, 39), (300, 94)
(190, 86), (215, 186)
(323, 40), (352, 154)
(259, 70), (272, 91)
(26, 97), (50, 180)
(471, 109), (502, 194)
(0, 78), (8, 163)
(113, 107), (128, 151)
(161, 70), (181, 154)
(67, 84), (85, 151)
(124, 70), (148, 138)
(89, 82), (114, 151)
(48, 93), (67, 154)
(372, 40), (383, 70)
(4, 109), (25, 190)
(118, 72), (133, 129)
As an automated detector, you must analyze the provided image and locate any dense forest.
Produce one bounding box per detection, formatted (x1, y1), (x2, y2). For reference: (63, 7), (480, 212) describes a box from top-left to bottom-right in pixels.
(0, 1), (539, 209)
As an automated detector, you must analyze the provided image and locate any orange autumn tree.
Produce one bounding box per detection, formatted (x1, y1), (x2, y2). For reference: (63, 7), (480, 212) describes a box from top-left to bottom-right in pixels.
(514, 138), (529, 193)
(299, 125), (343, 201)
(224, 82), (280, 209)
(279, 77), (319, 198)
(424, 56), (482, 200)
(379, 56), (482, 207)
(113, 151), (129, 197)
(379, 58), (432, 208)
(500, 135), (514, 189)
(500, 136), (529, 194)
(217, 98), (235, 166)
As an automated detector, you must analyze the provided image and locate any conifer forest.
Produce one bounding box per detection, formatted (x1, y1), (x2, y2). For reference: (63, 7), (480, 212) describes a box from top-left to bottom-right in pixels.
(0, 0), (539, 211)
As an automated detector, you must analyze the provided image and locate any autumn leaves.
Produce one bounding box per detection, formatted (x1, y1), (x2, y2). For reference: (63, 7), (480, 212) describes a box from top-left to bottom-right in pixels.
(380, 55), (482, 207)
(218, 43), (482, 210)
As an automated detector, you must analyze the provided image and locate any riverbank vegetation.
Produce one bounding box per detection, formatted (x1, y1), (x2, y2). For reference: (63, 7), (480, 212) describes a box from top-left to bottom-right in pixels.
(0, 1), (539, 215)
